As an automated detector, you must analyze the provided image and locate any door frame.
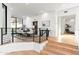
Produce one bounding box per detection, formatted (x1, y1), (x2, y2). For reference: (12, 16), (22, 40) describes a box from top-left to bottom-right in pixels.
(2, 3), (7, 35)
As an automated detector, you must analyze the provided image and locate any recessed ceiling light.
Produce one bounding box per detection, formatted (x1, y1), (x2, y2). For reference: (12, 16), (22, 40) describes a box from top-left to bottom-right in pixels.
(26, 16), (30, 19)
(43, 13), (48, 17)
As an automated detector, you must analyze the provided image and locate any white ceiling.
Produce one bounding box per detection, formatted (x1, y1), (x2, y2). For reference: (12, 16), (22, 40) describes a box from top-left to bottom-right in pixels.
(5, 3), (79, 17)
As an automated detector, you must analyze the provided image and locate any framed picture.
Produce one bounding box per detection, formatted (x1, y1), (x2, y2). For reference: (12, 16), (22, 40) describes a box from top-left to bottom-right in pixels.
(42, 20), (50, 27)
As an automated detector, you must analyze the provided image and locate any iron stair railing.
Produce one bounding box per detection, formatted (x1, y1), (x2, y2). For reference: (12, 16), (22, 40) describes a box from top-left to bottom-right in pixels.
(39, 28), (49, 43)
(0, 28), (49, 45)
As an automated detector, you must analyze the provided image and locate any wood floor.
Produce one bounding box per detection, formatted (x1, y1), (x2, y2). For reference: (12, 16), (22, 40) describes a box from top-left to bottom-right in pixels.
(40, 37), (79, 55)
(61, 34), (76, 46)
(6, 37), (79, 55)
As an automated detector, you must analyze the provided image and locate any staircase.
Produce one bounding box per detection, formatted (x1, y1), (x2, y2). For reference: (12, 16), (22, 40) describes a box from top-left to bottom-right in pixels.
(40, 37), (79, 55)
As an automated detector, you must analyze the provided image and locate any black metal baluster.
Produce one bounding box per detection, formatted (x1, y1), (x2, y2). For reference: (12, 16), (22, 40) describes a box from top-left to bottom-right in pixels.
(1, 28), (3, 45)
(39, 28), (41, 43)
(46, 28), (49, 40)
(33, 28), (34, 42)
(12, 28), (14, 42)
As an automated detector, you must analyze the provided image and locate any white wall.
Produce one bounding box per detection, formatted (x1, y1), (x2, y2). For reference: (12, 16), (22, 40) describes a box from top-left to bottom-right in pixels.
(32, 11), (57, 37)
(0, 3), (12, 43)
(22, 12), (57, 37)
(23, 16), (33, 28)
(0, 4), (3, 28)
(7, 7), (12, 28)
(5, 5), (12, 42)
(61, 17), (65, 34)
(0, 3), (3, 43)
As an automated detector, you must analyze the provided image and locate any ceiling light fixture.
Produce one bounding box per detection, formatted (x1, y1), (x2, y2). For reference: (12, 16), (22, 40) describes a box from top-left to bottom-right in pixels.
(26, 16), (30, 20)
(43, 13), (48, 17)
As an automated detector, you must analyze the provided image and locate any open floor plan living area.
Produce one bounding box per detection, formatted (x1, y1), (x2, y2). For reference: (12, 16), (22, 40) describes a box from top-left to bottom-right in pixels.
(0, 3), (79, 55)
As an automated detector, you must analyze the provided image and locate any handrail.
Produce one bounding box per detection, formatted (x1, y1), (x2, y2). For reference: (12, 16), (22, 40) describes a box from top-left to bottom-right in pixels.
(1, 28), (3, 45)
(39, 28), (49, 43)
(12, 28), (14, 42)
(0, 28), (15, 45)
(0, 28), (49, 45)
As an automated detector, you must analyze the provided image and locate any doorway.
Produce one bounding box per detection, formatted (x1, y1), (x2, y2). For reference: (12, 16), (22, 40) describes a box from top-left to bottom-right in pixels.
(33, 21), (38, 35)
(61, 15), (75, 35)
(58, 15), (77, 46)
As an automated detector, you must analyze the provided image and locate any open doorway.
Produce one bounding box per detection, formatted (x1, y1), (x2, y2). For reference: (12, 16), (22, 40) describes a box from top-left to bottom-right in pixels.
(33, 21), (38, 35)
(61, 15), (75, 35)
(59, 15), (77, 46)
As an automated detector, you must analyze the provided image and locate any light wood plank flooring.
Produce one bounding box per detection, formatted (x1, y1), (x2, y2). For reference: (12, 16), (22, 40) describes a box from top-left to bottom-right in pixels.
(6, 37), (79, 55)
